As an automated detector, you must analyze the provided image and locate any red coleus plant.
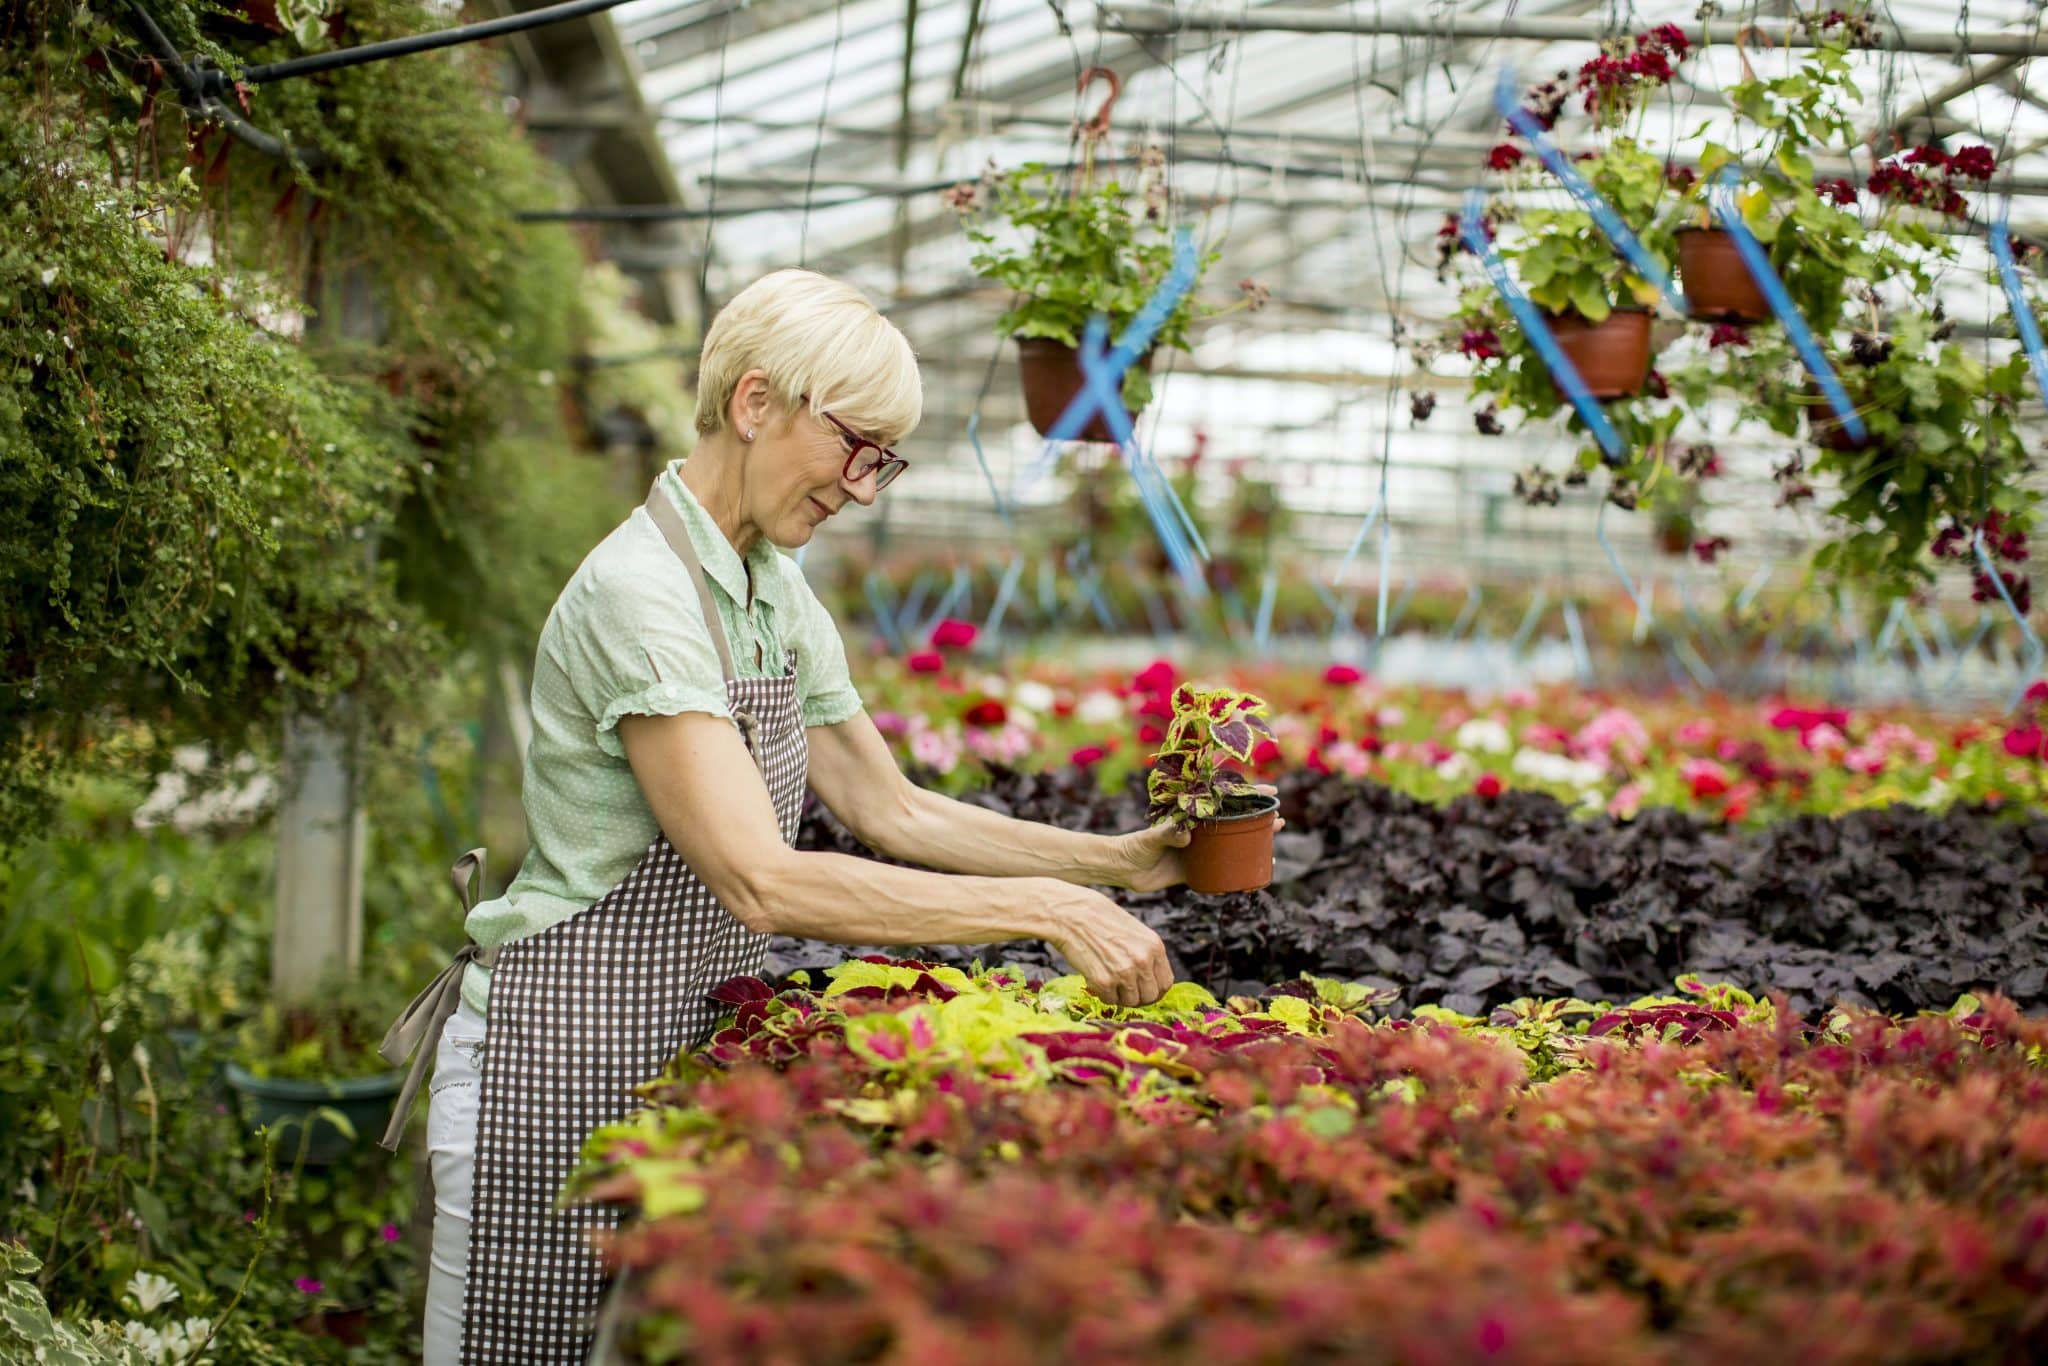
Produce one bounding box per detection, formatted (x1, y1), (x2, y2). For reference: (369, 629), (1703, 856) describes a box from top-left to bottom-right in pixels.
(1146, 683), (1276, 826)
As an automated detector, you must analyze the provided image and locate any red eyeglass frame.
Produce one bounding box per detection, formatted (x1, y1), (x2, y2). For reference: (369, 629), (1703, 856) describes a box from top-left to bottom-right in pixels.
(804, 395), (908, 490)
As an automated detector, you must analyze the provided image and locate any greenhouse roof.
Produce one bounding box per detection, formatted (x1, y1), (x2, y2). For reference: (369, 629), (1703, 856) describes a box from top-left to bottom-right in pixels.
(528, 0), (2048, 577)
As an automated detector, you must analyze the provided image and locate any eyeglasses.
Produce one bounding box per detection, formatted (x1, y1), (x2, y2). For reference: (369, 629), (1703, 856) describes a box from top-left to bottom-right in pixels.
(812, 402), (908, 491)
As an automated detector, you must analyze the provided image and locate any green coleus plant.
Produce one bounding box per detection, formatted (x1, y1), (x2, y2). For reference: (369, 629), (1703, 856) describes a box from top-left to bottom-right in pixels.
(1146, 683), (1275, 826)
(957, 159), (1224, 412)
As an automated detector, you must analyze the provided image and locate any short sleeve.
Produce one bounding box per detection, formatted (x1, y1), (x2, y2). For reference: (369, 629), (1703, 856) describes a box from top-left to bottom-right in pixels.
(779, 560), (864, 728)
(549, 562), (733, 759)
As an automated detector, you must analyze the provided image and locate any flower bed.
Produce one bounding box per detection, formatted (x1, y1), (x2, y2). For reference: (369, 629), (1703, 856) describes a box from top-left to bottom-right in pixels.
(788, 767), (2048, 1018)
(575, 963), (2048, 1363)
(862, 642), (2047, 826)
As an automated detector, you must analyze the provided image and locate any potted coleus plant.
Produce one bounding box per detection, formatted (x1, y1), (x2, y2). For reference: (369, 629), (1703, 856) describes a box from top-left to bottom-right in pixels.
(1147, 682), (1279, 894)
(954, 151), (1243, 440)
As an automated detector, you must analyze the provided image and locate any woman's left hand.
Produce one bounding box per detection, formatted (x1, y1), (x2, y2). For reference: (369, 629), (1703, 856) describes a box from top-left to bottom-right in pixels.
(1103, 786), (1284, 892)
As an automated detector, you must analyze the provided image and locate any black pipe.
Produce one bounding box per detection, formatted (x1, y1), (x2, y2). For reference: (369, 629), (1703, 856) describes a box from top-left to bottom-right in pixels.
(216, 0), (638, 92)
(122, 0), (326, 168)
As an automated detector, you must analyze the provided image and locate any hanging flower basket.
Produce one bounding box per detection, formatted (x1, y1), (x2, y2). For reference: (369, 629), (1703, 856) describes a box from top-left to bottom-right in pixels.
(1676, 227), (1771, 324)
(1547, 308), (1653, 399)
(1016, 339), (1155, 442)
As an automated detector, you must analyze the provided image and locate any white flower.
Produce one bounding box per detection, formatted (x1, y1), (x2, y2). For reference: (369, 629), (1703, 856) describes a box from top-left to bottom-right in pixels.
(1910, 777), (1951, 810)
(1012, 680), (1056, 713)
(1076, 690), (1125, 725)
(124, 1323), (167, 1360)
(1435, 752), (1475, 781)
(40, 266), (57, 286)
(1455, 717), (1512, 753)
(1509, 748), (1606, 790)
(126, 1270), (179, 1314)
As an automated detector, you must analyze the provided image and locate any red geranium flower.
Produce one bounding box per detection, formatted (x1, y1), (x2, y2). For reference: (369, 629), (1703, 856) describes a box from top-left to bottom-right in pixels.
(1323, 663), (1363, 685)
(1474, 772), (1504, 800)
(1486, 143), (1524, 172)
(963, 698), (1007, 728)
(907, 650), (944, 674)
(1069, 744), (1107, 768)
(1138, 722), (1165, 745)
(2004, 724), (2045, 759)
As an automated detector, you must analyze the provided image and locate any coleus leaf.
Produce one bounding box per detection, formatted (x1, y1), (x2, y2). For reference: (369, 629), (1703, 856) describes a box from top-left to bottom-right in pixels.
(1210, 717), (1256, 761)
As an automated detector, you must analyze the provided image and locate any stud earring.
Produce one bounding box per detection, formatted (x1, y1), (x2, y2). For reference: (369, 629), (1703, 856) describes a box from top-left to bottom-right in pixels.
(744, 428), (756, 442)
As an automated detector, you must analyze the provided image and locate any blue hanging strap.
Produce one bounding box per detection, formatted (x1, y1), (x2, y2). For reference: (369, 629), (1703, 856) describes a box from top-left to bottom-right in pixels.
(1447, 583), (1484, 642)
(1708, 167), (1864, 440)
(1990, 220), (2048, 408)
(1494, 68), (1684, 314)
(921, 564), (973, 637)
(1509, 586), (1550, 656)
(1460, 190), (1626, 462)
(983, 554), (1025, 643)
(1971, 529), (2045, 709)
(1252, 564), (1279, 649)
(966, 412), (1015, 529)
(1561, 597), (1594, 683)
(863, 570), (905, 652)
(1595, 497), (1655, 629)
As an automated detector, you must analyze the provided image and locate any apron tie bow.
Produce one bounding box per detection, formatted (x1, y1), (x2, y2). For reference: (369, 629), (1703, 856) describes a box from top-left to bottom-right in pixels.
(378, 848), (498, 1151)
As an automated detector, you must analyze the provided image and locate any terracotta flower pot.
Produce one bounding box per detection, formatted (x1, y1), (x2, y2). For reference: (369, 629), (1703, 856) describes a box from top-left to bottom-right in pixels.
(1546, 308), (1653, 400)
(1016, 337), (1154, 442)
(1184, 793), (1280, 895)
(1676, 227), (1770, 325)
(1803, 380), (1876, 452)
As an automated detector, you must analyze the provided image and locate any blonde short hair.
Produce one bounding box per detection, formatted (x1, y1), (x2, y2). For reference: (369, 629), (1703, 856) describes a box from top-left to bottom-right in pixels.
(694, 269), (923, 445)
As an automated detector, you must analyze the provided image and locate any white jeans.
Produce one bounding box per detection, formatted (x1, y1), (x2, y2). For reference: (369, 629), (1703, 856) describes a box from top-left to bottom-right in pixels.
(422, 1001), (487, 1366)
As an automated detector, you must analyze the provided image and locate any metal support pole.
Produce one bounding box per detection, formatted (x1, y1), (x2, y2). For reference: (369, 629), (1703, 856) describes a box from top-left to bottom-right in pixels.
(1103, 5), (2048, 57)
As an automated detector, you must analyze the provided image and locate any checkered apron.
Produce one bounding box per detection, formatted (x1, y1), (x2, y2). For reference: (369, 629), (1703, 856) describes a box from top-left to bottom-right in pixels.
(460, 481), (808, 1364)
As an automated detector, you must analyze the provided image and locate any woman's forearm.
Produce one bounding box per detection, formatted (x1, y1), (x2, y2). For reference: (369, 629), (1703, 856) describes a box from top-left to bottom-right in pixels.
(871, 785), (1128, 886)
(735, 846), (1072, 946)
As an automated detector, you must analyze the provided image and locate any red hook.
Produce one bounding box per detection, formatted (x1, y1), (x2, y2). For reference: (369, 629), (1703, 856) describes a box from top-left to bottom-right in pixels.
(1076, 66), (1121, 141)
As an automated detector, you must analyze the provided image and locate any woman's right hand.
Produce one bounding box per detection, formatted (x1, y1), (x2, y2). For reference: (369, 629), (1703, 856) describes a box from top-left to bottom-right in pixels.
(1039, 885), (1174, 1007)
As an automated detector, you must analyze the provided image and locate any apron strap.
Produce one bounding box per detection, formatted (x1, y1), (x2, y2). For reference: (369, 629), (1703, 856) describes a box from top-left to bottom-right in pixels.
(378, 846), (500, 1152)
(643, 475), (762, 749)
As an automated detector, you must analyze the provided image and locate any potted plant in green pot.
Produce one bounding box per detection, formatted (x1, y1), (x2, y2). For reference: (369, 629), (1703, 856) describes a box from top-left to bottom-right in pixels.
(1147, 682), (1278, 894)
(225, 975), (409, 1165)
(955, 153), (1231, 440)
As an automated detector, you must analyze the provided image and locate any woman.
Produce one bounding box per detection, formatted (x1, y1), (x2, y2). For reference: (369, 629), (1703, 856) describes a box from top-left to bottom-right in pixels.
(380, 269), (1231, 1365)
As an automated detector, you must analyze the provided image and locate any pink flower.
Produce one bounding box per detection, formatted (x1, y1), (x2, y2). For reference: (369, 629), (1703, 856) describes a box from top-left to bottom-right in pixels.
(1138, 722), (1165, 745)
(1843, 745), (1885, 775)
(871, 710), (909, 737)
(1674, 719), (1713, 747)
(1607, 782), (1645, 819)
(1801, 723), (1849, 757)
(1069, 744), (1107, 768)
(1768, 705), (1851, 734)
(1323, 662), (1364, 686)
(2004, 724), (2045, 759)
(1474, 772), (1504, 800)
(907, 650), (945, 674)
(1575, 707), (1649, 765)
(295, 1277), (324, 1295)
(1133, 659), (1178, 694)
(1681, 757), (1731, 800)
(929, 618), (977, 650)
(909, 727), (961, 773)
(381, 1223), (401, 1243)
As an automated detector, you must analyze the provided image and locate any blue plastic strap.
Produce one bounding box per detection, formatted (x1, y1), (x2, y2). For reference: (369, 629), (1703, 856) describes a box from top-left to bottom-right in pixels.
(1971, 529), (2045, 709)
(1375, 512), (1394, 636)
(1510, 587), (1550, 656)
(1990, 219), (2048, 408)
(1595, 498), (1654, 628)
(863, 570), (904, 651)
(1447, 584), (1483, 642)
(1708, 168), (1864, 440)
(1494, 68), (1684, 314)
(1562, 597), (1593, 682)
(1460, 190), (1625, 461)
(983, 555), (1024, 642)
(965, 412), (1015, 528)
(921, 565), (972, 637)
(1253, 564), (1279, 649)
(1735, 561), (1773, 612)
(1332, 498), (1382, 585)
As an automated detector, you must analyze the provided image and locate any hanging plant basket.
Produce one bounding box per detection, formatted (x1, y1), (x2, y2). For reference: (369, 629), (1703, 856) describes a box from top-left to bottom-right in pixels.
(1803, 379), (1880, 452)
(1016, 338), (1155, 442)
(1183, 792), (1280, 894)
(1546, 308), (1653, 400)
(1676, 227), (1771, 324)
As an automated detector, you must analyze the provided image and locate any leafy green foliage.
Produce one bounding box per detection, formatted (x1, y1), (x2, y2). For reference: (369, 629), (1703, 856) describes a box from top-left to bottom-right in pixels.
(1145, 682), (1275, 825)
(579, 960), (2048, 1363)
(0, 0), (628, 836)
(962, 162), (1218, 411)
